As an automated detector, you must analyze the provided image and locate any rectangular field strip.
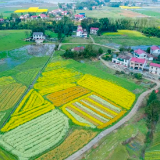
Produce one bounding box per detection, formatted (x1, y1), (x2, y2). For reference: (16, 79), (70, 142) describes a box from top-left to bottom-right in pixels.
(62, 93), (126, 129)
(47, 86), (90, 106)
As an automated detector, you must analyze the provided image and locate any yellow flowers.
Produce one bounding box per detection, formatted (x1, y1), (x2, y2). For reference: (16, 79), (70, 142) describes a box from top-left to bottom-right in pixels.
(62, 93), (127, 129)
(78, 74), (135, 109)
(15, 7), (48, 13)
(120, 6), (141, 9)
(1, 89), (55, 132)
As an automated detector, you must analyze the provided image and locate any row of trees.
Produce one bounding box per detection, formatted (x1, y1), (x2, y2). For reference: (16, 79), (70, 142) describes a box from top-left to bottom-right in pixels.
(81, 17), (159, 36)
(63, 45), (103, 59)
(142, 27), (160, 38)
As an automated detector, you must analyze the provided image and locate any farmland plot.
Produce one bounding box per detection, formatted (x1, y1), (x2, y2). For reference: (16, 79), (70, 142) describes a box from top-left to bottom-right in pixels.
(0, 109), (69, 159)
(1, 89), (55, 132)
(0, 76), (26, 111)
(62, 93), (126, 129)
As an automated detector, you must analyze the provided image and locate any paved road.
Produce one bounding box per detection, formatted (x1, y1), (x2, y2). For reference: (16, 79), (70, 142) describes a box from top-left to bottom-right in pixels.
(65, 54), (160, 160)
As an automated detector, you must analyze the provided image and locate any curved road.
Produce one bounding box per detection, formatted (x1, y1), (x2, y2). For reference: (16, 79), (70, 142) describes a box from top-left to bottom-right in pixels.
(65, 53), (160, 160)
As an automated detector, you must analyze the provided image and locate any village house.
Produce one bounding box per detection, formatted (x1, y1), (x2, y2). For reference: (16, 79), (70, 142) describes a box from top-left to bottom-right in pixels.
(31, 15), (38, 20)
(134, 49), (153, 61)
(61, 11), (68, 16)
(33, 32), (45, 40)
(83, 7), (88, 10)
(50, 9), (63, 15)
(76, 26), (87, 38)
(0, 18), (4, 23)
(20, 14), (29, 20)
(150, 46), (160, 57)
(39, 14), (48, 19)
(75, 14), (84, 20)
(90, 27), (99, 35)
(149, 63), (160, 76)
(71, 46), (85, 52)
(112, 55), (131, 67)
(130, 57), (147, 70)
(55, 16), (62, 21)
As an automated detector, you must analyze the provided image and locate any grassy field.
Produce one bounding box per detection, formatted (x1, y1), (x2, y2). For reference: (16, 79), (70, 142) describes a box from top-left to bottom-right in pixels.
(75, 7), (123, 19)
(45, 30), (58, 38)
(133, 9), (160, 18)
(0, 5), (58, 18)
(145, 118), (160, 160)
(62, 37), (92, 43)
(61, 43), (113, 53)
(83, 108), (147, 160)
(93, 30), (160, 46)
(0, 30), (32, 51)
(0, 56), (50, 86)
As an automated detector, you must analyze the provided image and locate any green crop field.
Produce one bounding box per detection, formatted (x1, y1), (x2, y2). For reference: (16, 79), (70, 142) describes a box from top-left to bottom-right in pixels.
(62, 36), (92, 43)
(0, 30), (32, 51)
(75, 7), (123, 19)
(145, 119), (160, 160)
(0, 146), (17, 160)
(83, 108), (147, 160)
(60, 43), (113, 53)
(133, 9), (160, 18)
(93, 30), (160, 46)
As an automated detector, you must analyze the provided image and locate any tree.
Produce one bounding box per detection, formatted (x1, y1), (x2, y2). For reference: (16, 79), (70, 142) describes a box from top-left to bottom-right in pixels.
(98, 48), (103, 55)
(108, 49), (112, 54)
(134, 73), (142, 80)
(147, 90), (157, 105)
(146, 47), (150, 53)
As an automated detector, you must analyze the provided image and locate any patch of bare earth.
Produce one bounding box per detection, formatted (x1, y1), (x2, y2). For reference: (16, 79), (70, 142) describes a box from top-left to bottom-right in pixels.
(120, 10), (148, 18)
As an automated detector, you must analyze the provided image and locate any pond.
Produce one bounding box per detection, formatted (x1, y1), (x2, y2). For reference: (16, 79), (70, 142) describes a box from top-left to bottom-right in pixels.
(0, 44), (55, 72)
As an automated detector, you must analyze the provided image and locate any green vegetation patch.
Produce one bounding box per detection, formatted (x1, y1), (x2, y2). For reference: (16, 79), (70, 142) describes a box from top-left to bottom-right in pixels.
(0, 146), (17, 160)
(93, 30), (160, 46)
(0, 30), (32, 51)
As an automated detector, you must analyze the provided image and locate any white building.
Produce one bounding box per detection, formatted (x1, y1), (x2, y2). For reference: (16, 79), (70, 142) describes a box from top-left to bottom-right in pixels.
(130, 57), (147, 70)
(149, 63), (160, 76)
(134, 49), (153, 61)
(150, 46), (160, 57)
(112, 55), (131, 67)
(33, 32), (45, 41)
(76, 26), (87, 38)
(90, 27), (99, 35)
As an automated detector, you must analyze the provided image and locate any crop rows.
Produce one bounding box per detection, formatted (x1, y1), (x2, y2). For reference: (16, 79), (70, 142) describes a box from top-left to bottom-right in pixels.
(1, 89), (55, 132)
(62, 93), (126, 129)
(36, 129), (98, 160)
(0, 109), (69, 159)
(78, 74), (135, 109)
(47, 86), (90, 106)
(0, 76), (16, 87)
(0, 83), (26, 111)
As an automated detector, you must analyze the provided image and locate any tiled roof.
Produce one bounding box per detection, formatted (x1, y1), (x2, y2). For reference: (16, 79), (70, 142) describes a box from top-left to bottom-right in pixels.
(90, 27), (99, 30)
(134, 49), (146, 55)
(150, 63), (160, 68)
(74, 46), (84, 51)
(131, 57), (146, 64)
(151, 45), (160, 51)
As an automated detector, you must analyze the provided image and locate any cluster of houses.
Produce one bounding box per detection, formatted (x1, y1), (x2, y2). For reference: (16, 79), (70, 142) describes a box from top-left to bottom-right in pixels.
(76, 26), (99, 38)
(112, 46), (160, 76)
